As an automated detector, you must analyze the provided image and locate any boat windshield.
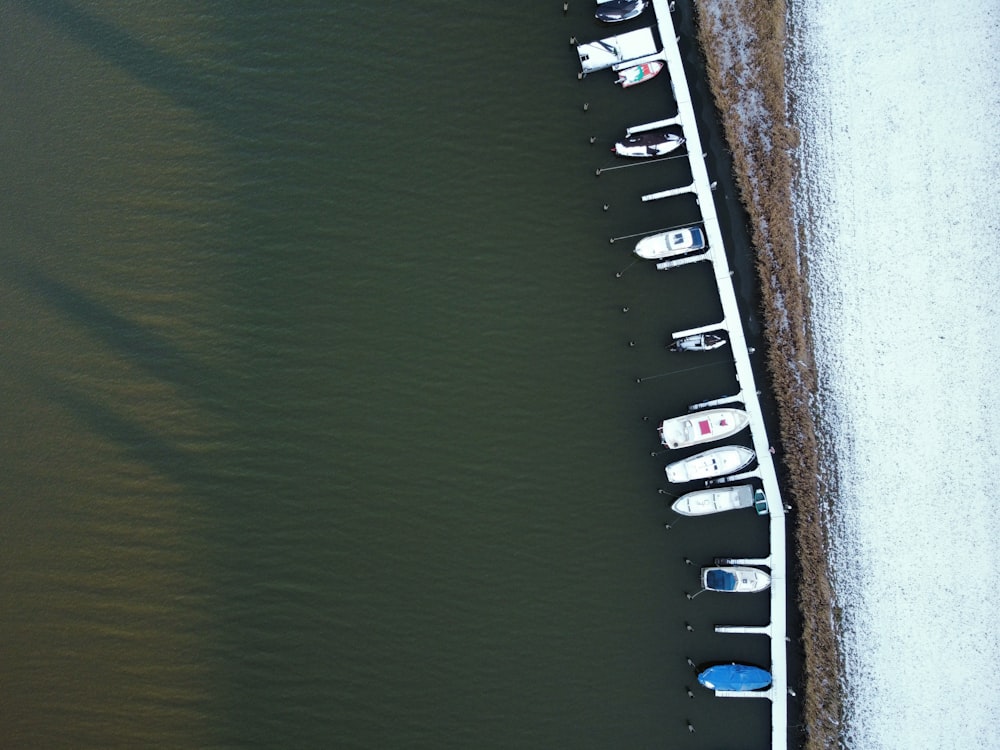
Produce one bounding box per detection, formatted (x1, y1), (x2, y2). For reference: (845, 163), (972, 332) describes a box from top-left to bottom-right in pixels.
(706, 569), (738, 591)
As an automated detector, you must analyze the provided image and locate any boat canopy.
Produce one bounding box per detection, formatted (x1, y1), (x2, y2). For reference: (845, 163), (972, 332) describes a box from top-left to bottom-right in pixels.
(698, 663), (772, 691)
(706, 569), (738, 591)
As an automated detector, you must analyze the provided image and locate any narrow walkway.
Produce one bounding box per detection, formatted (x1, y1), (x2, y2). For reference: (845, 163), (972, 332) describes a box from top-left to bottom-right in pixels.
(645, 1), (789, 747)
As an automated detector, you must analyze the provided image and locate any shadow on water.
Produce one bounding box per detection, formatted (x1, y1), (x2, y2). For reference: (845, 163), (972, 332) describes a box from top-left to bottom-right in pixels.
(15, 0), (227, 123)
(38, 376), (197, 480)
(14, 264), (205, 390)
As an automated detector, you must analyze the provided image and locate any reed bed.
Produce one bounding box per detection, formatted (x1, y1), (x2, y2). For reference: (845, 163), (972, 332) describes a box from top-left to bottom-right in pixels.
(691, 1), (843, 747)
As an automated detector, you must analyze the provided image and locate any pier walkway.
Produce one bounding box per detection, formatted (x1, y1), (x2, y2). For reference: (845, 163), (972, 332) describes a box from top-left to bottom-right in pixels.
(646, 1), (789, 747)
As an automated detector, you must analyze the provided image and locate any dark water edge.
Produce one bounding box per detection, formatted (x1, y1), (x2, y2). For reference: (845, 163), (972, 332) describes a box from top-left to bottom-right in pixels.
(0, 2), (796, 748)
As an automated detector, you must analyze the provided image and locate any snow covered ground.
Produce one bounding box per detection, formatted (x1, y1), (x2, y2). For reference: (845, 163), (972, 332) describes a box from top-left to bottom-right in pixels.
(788, 3), (1000, 748)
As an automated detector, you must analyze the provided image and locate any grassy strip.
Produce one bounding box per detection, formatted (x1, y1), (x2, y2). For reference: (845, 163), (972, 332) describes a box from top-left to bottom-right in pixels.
(691, 2), (843, 747)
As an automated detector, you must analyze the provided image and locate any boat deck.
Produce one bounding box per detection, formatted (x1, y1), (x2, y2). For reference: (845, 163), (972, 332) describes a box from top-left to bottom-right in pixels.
(645, 0), (790, 747)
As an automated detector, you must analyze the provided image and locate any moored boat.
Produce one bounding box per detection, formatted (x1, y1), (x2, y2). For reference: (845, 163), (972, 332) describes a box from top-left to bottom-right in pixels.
(613, 130), (684, 158)
(701, 566), (771, 593)
(595, 0), (649, 23)
(577, 28), (659, 75)
(698, 663), (772, 691)
(664, 445), (755, 483)
(670, 484), (757, 516)
(615, 60), (664, 88)
(668, 332), (726, 352)
(634, 226), (705, 259)
(658, 408), (749, 449)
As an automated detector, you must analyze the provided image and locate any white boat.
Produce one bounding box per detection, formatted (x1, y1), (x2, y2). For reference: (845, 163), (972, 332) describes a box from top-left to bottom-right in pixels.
(670, 485), (764, 516)
(668, 332), (727, 352)
(664, 445), (755, 483)
(615, 60), (664, 88)
(701, 566), (771, 593)
(658, 408), (749, 449)
(613, 131), (684, 158)
(634, 226), (706, 259)
(577, 27), (659, 74)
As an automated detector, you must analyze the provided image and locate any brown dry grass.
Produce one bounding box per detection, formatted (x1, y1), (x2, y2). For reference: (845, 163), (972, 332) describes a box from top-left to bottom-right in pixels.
(691, 2), (843, 748)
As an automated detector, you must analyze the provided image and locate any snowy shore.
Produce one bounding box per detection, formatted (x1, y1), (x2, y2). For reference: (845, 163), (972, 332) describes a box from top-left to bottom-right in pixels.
(697, 1), (1000, 748)
(788, 3), (1000, 748)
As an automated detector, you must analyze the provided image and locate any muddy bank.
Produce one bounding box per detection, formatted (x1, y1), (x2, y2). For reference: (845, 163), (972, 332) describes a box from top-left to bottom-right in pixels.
(691, 1), (843, 747)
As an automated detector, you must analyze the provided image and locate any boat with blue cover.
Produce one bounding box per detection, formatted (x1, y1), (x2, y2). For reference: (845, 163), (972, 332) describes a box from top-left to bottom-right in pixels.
(698, 663), (772, 691)
(701, 565), (771, 593)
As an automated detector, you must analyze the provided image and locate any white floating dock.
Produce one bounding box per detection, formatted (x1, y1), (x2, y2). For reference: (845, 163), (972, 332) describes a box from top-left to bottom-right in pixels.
(626, 114), (682, 135)
(646, 0), (789, 747)
(716, 688), (774, 700)
(655, 252), (709, 271)
(671, 321), (725, 338)
(642, 181), (697, 202)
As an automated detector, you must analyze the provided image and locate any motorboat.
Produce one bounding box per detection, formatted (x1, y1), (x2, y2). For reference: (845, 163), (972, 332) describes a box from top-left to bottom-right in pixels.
(664, 445), (755, 483)
(698, 663), (772, 691)
(613, 131), (684, 158)
(658, 408), (749, 449)
(668, 332), (727, 352)
(615, 61), (664, 88)
(671, 485), (766, 516)
(578, 28), (659, 74)
(595, 0), (649, 23)
(701, 566), (771, 593)
(634, 226), (706, 259)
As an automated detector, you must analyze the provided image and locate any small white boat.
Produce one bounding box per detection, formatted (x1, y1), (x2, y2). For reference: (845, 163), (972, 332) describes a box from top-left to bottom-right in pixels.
(668, 332), (727, 352)
(701, 566), (771, 593)
(613, 131), (684, 158)
(615, 60), (664, 88)
(658, 408), (749, 449)
(665, 445), (755, 483)
(634, 226), (705, 259)
(671, 485), (764, 516)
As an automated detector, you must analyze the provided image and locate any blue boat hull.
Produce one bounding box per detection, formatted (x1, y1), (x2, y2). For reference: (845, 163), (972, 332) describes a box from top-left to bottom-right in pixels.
(697, 663), (772, 691)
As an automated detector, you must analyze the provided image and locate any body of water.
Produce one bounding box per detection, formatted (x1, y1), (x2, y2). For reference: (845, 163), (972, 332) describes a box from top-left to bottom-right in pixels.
(0, 2), (785, 748)
(789, 2), (1000, 748)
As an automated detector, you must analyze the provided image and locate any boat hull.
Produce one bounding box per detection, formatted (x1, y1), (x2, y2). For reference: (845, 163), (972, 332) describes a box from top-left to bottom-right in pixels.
(701, 566), (771, 593)
(668, 332), (726, 352)
(658, 408), (749, 449)
(613, 131), (684, 158)
(634, 226), (706, 259)
(595, 0), (649, 23)
(670, 484), (756, 516)
(698, 663), (772, 691)
(615, 60), (663, 88)
(664, 445), (755, 483)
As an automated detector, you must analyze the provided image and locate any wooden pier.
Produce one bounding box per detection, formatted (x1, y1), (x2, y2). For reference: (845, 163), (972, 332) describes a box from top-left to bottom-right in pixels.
(644, 0), (789, 747)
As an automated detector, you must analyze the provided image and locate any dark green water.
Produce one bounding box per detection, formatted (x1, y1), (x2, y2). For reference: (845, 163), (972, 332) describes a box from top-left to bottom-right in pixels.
(1, 2), (779, 747)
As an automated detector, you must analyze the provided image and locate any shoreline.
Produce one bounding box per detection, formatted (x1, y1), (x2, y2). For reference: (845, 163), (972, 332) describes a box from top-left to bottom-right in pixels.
(691, 2), (843, 748)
